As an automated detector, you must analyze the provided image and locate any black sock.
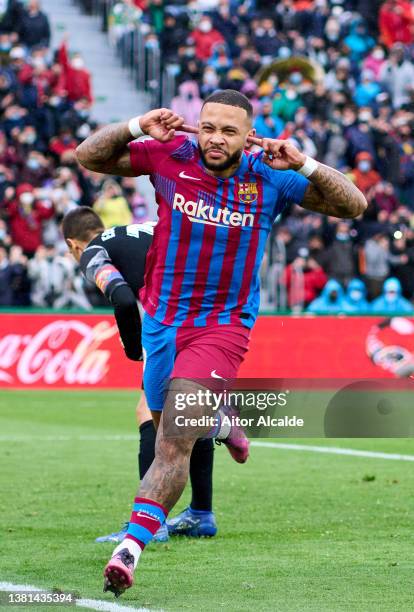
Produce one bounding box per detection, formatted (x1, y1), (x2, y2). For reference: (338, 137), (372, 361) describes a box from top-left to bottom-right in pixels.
(189, 438), (214, 512)
(138, 420), (156, 480)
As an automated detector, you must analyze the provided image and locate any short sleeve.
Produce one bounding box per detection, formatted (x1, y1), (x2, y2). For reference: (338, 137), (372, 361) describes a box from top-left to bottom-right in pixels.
(129, 139), (157, 176)
(129, 136), (188, 176)
(273, 170), (309, 219)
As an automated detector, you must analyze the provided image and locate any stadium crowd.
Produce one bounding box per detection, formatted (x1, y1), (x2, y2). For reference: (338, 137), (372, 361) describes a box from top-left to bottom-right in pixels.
(1, 0), (414, 314)
(0, 0), (151, 308)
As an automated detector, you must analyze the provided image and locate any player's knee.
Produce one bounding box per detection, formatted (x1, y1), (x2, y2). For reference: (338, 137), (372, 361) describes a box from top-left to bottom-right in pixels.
(155, 433), (193, 462)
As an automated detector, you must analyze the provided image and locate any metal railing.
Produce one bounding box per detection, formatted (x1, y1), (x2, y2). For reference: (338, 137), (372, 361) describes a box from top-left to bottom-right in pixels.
(74, 0), (176, 107)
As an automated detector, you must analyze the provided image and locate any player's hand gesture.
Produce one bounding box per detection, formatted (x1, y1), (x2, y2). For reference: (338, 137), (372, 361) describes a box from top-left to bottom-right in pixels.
(140, 109), (197, 142)
(247, 136), (306, 171)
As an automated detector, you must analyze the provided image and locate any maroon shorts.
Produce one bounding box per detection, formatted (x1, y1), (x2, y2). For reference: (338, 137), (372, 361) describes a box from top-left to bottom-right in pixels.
(142, 312), (250, 411)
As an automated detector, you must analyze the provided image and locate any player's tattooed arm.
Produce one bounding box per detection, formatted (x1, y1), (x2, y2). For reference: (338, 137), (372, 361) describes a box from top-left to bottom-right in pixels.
(76, 122), (136, 176)
(247, 136), (367, 219)
(76, 109), (188, 176)
(301, 164), (368, 219)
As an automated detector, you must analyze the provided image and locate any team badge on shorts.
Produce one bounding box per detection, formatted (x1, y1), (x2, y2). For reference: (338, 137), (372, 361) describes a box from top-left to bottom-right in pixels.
(238, 182), (258, 204)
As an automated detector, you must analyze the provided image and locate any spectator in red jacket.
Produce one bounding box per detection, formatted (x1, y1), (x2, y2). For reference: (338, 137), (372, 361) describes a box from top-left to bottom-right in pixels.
(18, 55), (58, 103)
(58, 39), (93, 104)
(379, 0), (414, 48)
(283, 248), (328, 310)
(6, 183), (54, 256)
(49, 127), (78, 160)
(190, 16), (225, 62)
(351, 151), (381, 197)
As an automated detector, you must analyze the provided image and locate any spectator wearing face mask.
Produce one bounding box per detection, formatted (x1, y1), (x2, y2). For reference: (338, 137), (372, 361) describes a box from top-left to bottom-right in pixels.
(324, 58), (355, 95)
(171, 81), (203, 129)
(190, 16), (224, 62)
(253, 99), (284, 140)
(342, 278), (371, 314)
(380, 43), (414, 108)
(20, 150), (50, 186)
(370, 182), (400, 215)
(17, 0), (50, 49)
(18, 54), (58, 105)
(283, 248), (328, 311)
(371, 276), (414, 313)
(58, 38), (93, 104)
(344, 19), (375, 63)
(363, 46), (387, 79)
(354, 70), (382, 108)
(200, 66), (219, 97)
(272, 76), (303, 122)
(253, 17), (283, 59)
(351, 151), (381, 197)
(5, 183), (54, 257)
(346, 109), (377, 161)
(362, 232), (392, 299)
(208, 44), (232, 76)
(49, 127), (78, 160)
(324, 222), (356, 287)
(379, 0), (414, 49)
(307, 278), (346, 314)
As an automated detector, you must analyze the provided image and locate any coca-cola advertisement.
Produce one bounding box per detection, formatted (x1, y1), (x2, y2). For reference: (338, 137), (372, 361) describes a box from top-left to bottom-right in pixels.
(1, 314), (413, 388)
(0, 314), (140, 388)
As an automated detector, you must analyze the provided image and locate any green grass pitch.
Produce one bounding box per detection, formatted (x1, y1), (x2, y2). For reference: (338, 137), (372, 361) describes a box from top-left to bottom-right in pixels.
(1, 390), (413, 611)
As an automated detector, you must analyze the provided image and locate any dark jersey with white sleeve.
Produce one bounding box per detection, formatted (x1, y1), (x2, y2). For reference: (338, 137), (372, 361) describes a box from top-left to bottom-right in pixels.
(80, 223), (154, 361)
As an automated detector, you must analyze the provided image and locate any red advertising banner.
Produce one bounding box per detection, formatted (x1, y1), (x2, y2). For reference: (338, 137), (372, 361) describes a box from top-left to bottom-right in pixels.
(0, 313), (413, 388)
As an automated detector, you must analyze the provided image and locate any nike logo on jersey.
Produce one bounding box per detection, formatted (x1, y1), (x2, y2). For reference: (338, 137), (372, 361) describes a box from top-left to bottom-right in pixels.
(179, 171), (201, 181)
(173, 192), (254, 228)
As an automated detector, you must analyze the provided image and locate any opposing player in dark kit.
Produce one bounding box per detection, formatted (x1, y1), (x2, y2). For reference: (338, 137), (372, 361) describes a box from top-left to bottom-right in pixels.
(63, 208), (223, 541)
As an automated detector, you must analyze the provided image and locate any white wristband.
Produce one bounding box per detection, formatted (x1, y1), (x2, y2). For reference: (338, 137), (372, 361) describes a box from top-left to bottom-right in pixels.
(297, 156), (318, 178)
(128, 116), (144, 139)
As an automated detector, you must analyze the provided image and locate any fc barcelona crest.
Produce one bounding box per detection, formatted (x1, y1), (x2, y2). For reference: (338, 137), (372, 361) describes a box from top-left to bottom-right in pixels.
(238, 182), (258, 204)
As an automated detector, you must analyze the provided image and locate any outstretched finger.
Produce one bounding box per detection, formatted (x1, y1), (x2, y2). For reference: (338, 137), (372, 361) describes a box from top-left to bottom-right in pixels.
(247, 135), (263, 145)
(181, 124), (199, 134)
(161, 112), (183, 127)
(162, 117), (185, 130)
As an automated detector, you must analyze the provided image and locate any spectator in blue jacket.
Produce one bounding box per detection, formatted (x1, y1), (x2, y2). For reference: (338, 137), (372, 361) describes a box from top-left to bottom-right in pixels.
(344, 19), (375, 63)
(307, 279), (346, 314)
(371, 277), (414, 314)
(343, 278), (371, 314)
(353, 70), (382, 108)
(253, 99), (284, 140)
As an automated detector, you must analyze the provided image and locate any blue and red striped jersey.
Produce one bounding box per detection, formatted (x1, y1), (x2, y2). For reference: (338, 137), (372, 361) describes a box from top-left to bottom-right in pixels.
(130, 136), (309, 328)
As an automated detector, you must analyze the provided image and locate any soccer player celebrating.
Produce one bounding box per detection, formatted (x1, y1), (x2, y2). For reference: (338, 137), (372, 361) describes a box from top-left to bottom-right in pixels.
(62, 209), (218, 541)
(76, 89), (367, 597)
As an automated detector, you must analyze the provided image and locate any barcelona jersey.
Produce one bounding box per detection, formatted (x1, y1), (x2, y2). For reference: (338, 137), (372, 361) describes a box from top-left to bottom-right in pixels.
(129, 136), (309, 328)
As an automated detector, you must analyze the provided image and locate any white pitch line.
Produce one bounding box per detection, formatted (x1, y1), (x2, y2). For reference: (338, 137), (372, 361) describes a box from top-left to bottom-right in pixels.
(0, 435), (138, 442)
(251, 441), (414, 462)
(0, 582), (163, 612)
(1, 434), (414, 462)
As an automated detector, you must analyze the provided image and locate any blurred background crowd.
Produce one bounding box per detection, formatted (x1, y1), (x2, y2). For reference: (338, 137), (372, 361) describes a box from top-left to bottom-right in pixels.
(1, 0), (414, 315)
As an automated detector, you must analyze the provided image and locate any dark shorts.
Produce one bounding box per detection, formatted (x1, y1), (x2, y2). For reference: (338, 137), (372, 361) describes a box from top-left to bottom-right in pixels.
(141, 312), (250, 411)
